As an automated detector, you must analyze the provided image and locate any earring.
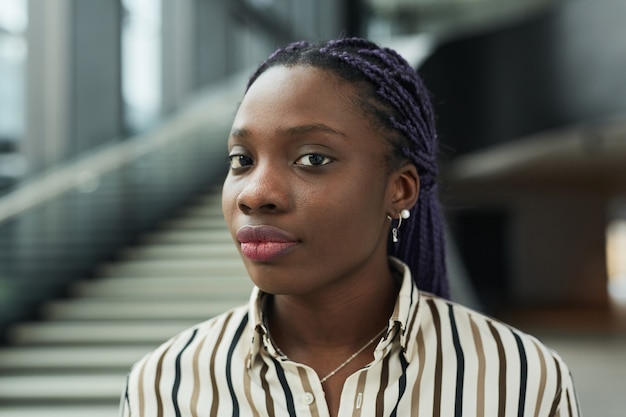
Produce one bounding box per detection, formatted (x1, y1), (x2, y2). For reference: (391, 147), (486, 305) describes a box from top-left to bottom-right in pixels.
(391, 209), (411, 243)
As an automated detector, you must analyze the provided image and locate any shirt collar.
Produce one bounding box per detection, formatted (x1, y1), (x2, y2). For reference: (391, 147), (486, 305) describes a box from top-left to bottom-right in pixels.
(247, 286), (268, 368)
(246, 257), (423, 366)
(386, 257), (422, 360)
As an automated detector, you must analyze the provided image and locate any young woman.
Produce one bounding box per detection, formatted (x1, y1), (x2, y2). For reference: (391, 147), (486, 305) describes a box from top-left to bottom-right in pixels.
(120, 38), (580, 417)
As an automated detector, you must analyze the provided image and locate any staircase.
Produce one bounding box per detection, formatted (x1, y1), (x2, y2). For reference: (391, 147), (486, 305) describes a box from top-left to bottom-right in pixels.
(0, 190), (252, 416)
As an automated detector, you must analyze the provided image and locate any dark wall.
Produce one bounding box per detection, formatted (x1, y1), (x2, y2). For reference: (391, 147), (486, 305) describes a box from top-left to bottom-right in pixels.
(420, 0), (626, 156)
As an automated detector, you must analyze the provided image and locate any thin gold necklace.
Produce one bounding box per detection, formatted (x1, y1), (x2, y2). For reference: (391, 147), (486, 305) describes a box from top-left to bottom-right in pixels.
(319, 326), (387, 384)
(268, 324), (387, 384)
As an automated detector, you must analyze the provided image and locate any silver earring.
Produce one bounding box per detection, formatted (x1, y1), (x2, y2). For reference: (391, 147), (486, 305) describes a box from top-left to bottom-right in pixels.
(391, 209), (411, 243)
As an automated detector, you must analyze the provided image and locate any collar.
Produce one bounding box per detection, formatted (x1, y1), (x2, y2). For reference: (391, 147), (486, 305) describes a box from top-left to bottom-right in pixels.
(386, 257), (422, 361)
(246, 257), (423, 367)
(247, 286), (270, 368)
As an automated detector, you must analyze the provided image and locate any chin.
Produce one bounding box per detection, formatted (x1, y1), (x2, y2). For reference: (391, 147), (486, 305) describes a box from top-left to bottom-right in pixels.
(245, 266), (286, 293)
(247, 272), (308, 296)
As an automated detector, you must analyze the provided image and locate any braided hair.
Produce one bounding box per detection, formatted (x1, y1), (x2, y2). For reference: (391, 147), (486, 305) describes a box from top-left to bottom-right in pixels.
(246, 38), (449, 298)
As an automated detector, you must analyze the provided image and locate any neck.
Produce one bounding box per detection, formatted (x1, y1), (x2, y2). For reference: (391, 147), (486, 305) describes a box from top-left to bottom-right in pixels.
(266, 259), (399, 351)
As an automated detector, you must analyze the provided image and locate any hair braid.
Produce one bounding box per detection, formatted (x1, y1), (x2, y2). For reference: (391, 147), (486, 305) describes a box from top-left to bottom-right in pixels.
(246, 38), (449, 298)
(323, 49), (439, 178)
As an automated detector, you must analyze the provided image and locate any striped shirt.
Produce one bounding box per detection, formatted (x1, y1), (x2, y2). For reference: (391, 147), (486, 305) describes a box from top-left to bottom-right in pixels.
(120, 258), (580, 416)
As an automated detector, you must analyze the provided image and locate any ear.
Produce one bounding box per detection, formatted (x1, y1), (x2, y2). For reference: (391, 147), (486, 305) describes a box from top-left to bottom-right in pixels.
(387, 164), (420, 215)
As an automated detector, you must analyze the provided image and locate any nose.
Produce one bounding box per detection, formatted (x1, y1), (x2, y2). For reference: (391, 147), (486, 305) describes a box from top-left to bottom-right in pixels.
(236, 164), (290, 215)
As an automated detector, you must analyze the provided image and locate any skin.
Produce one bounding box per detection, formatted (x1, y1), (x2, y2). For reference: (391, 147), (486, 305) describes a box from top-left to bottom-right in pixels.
(222, 65), (419, 416)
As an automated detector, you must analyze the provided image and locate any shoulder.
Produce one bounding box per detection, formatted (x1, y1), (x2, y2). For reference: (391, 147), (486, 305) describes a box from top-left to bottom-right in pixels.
(128, 304), (250, 378)
(417, 292), (574, 388)
(419, 291), (555, 355)
(121, 305), (253, 416)
(412, 292), (580, 415)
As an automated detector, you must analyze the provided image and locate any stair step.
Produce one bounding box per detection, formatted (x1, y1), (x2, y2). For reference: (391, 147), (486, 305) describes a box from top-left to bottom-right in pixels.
(0, 405), (118, 417)
(97, 259), (247, 277)
(0, 346), (150, 372)
(0, 374), (124, 403)
(120, 243), (240, 260)
(71, 276), (252, 298)
(161, 216), (228, 230)
(179, 204), (225, 217)
(8, 321), (201, 345)
(141, 229), (234, 244)
(42, 299), (246, 320)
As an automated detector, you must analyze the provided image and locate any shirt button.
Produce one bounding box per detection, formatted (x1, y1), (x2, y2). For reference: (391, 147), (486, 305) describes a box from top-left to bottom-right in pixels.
(302, 392), (315, 405)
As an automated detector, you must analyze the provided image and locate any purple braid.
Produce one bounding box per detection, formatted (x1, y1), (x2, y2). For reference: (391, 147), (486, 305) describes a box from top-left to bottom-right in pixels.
(245, 38), (449, 298)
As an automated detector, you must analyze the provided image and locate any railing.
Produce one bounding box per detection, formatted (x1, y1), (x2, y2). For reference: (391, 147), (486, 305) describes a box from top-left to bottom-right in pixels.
(0, 72), (247, 339)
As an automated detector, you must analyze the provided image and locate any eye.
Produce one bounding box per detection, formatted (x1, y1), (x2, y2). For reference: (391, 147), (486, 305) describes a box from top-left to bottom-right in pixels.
(228, 154), (253, 169)
(295, 153), (333, 167)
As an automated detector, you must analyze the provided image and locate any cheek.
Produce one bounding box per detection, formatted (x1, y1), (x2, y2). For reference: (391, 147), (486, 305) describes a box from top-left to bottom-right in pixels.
(310, 173), (387, 234)
(221, 178), (237, 227)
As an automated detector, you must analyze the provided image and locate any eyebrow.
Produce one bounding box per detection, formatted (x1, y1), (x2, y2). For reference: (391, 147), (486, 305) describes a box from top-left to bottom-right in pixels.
(229, 123), (347, 140)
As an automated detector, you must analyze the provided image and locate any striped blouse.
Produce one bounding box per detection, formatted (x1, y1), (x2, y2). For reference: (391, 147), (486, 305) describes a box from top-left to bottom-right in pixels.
(120, 258), (580, 416)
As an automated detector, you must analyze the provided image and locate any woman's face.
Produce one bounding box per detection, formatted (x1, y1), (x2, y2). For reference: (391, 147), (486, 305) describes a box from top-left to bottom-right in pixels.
(222, 65), (398, 297)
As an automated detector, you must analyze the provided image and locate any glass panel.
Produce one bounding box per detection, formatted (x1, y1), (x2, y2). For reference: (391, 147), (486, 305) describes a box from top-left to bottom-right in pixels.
(121, 0), (162, 133)
(0, 0), (28, 193)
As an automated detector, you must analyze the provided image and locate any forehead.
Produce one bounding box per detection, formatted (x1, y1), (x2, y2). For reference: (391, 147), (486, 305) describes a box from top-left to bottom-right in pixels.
(233, 65), (364, 131)
(230, 65), (393, 171)
(246, 65), (350, 101)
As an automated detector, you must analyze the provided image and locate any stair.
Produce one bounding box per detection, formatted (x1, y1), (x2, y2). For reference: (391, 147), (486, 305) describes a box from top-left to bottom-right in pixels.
(0, 191), (252, 416)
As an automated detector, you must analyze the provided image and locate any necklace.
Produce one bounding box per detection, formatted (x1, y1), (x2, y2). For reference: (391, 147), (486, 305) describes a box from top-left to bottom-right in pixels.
(269, 325), (387, 383)
(318, 326), (387, 383)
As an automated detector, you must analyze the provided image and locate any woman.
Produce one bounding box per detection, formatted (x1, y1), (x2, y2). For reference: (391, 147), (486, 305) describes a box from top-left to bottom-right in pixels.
(120, 38), (580, 417)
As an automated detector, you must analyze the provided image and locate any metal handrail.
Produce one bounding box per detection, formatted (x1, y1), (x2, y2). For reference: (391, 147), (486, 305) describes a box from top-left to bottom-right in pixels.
(0, 71), (246, 225)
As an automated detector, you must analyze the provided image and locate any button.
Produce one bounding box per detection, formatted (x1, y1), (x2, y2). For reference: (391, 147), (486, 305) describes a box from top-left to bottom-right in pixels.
(302, 392), (315, 405)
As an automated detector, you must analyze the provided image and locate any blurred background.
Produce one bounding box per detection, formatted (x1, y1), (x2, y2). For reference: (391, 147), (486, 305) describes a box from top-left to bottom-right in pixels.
(0, 0), (624, 415)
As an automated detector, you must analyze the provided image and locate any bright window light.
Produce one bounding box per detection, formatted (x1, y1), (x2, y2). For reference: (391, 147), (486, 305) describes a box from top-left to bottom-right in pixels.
(0, 0), (27, 142)
(607, 218), (626, 303)
(121, 0), (162, 133)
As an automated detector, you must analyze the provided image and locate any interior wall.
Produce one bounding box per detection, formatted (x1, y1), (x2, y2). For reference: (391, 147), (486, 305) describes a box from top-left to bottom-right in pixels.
(511, 192), (609, 306)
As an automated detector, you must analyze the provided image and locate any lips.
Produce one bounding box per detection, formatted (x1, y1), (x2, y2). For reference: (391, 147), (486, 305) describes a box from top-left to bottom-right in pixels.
(236, 225), (299, 262)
